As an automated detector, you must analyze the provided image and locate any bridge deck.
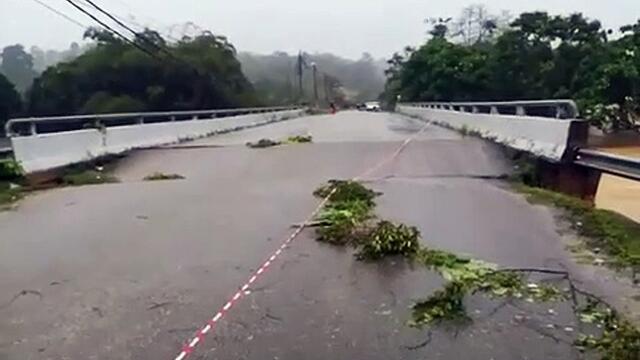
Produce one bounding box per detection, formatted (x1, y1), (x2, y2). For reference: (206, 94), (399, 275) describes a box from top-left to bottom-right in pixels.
(0, 111), (633, 359)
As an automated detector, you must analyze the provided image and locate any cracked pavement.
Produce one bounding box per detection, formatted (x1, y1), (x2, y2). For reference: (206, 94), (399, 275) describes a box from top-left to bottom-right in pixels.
(0, 111), (624, 359)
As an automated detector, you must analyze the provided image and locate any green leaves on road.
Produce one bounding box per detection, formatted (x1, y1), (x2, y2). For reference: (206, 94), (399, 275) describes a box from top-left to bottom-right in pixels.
(143, 172), (185, 181)
(246, 135), (313, 149)
(311, 179), (640, 359)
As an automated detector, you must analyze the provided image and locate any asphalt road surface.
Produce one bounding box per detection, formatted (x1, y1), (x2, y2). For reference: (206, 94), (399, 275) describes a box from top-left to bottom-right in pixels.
(0, 111), (626, 359)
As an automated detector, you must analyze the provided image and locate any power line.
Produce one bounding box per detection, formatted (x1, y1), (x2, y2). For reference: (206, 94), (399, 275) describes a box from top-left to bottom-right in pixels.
(79, 0), (199, 70)
(81, 0), (169, 54)
(62, 0), (160, 60)
(28, 0), (88, 29)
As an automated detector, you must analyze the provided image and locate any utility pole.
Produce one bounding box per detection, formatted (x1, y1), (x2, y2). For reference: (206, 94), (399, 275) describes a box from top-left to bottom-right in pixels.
(323, 74), (329, 103)
(311, 63), (318, 106)
(297, 52), (304, 101)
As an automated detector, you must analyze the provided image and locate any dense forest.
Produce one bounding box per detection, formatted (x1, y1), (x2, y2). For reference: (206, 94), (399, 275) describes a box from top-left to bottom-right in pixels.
(0, 29), (386, 133)
(0, 28), (260, 133)
(383, 7), (640, 131)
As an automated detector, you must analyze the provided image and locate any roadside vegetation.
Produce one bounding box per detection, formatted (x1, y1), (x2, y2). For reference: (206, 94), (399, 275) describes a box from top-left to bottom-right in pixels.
(0, 159), (24, 208)
(383, 7), (640, 132)
(61, 167), (118, 186)
(0, 159), (119, 210)
(311, 179), (640, 359)
(515, 184), (640, 276)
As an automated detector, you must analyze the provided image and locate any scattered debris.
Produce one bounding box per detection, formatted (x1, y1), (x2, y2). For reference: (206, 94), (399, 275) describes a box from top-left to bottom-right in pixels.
(91, 306), (104, 318)
(285, 135), (313, 144)
(309, 179), (640, 360)
(356, 221), (420, 260)
(246, 138), (281, 148)
(246, 135), (313, 149)
(143, 172), (185, 181)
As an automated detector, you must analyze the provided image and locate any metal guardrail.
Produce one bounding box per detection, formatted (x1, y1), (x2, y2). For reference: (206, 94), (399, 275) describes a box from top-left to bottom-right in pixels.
(6, 106), (303, 137)
(404, 100), (579, 119)
(574, 149), (640, 181)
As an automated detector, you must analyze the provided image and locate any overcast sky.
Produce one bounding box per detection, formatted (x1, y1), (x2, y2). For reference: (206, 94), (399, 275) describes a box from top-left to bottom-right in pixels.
(2, 0), (639, 59)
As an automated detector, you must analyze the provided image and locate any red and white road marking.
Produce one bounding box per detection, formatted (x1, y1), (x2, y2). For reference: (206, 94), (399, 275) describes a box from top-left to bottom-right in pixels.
(173, 123), (427, 360)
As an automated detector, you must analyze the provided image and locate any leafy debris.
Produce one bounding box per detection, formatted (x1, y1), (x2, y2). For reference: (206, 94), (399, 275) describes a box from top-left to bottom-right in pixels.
(246, 138), (281, 148)
(143, 172), (185, 181)
(247, 135), (313, 149)
(286, 135), (313, 143)
(356, 221), (421, 260)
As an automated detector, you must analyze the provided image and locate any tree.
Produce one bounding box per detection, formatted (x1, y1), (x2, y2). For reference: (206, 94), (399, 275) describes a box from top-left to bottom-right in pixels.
(1, 45), (37, 93)
(0, 73), (22, 135)
(383, 10), (640, 131)
(27, 28), (259, 116)
(450, 5), (508, 45)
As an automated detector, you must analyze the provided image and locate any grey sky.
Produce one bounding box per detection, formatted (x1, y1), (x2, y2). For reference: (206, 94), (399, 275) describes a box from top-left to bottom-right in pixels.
(2, 0), (639, 59)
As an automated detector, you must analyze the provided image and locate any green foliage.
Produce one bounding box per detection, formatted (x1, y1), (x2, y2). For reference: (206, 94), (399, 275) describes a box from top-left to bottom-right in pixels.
(313, 180), (380, 206)
(143, 172), (185, 181)
(313, 180), (379, 245)
(311, 181), (639, 357)
(576, 301), (640, 359)
(412, 245), (565, 327)
(0, 181), (22, 208)
(315, 201), (372, 245)
(385, 12), (640, 130)
(0, 73), (22, 134)
(410, 282), (469, 325)
(356, 221), (421, 260)
(515, 184), (640, 269)
(27, 29), (260, 117)
(81, 92), (146, 114)
(61, 169), (118, 186)
(0, 159), (23, 180)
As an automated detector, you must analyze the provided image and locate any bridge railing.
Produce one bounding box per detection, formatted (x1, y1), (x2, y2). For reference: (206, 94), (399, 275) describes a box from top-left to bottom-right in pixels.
(7, 105), (306, 173)
(403, 100), (579, 120)
(398, 100), (640, 182)
(5, 106), (302, 137)
(397, 100), (586, 162)
(575, 149), (640, 182)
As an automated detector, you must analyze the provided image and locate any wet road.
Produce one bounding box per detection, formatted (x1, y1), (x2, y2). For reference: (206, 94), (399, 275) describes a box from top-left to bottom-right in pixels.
(0, 111), (612, 359)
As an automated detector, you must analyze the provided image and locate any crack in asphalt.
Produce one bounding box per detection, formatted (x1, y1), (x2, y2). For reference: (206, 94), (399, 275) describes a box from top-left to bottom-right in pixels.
(364, 173), (510, 182)
(0, 289), (43, 311)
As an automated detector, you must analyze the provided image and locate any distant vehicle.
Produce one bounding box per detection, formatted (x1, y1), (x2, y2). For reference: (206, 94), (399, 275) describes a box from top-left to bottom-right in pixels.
(364, 101), (380, 112)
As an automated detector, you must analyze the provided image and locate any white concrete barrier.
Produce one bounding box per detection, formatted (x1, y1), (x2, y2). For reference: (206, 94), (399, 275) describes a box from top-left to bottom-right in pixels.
(397, 104), (586, 162)
(11, 108), (305, 173)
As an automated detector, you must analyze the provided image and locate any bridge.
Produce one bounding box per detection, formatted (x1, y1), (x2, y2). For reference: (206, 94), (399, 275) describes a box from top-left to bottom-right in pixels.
(0, 104), (638, 359)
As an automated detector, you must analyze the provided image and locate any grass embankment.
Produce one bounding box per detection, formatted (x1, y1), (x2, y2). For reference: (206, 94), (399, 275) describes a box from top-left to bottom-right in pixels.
(0, 159), (119, 210)
(311, 180), (640, 359)
(514, 183), (640, 272)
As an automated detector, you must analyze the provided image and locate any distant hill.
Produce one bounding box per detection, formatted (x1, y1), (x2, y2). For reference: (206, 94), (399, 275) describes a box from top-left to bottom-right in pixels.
(238, 51), (386, 105)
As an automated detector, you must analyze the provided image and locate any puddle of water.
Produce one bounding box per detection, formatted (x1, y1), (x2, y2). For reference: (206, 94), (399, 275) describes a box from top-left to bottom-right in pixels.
(595, 147), (640, 222)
